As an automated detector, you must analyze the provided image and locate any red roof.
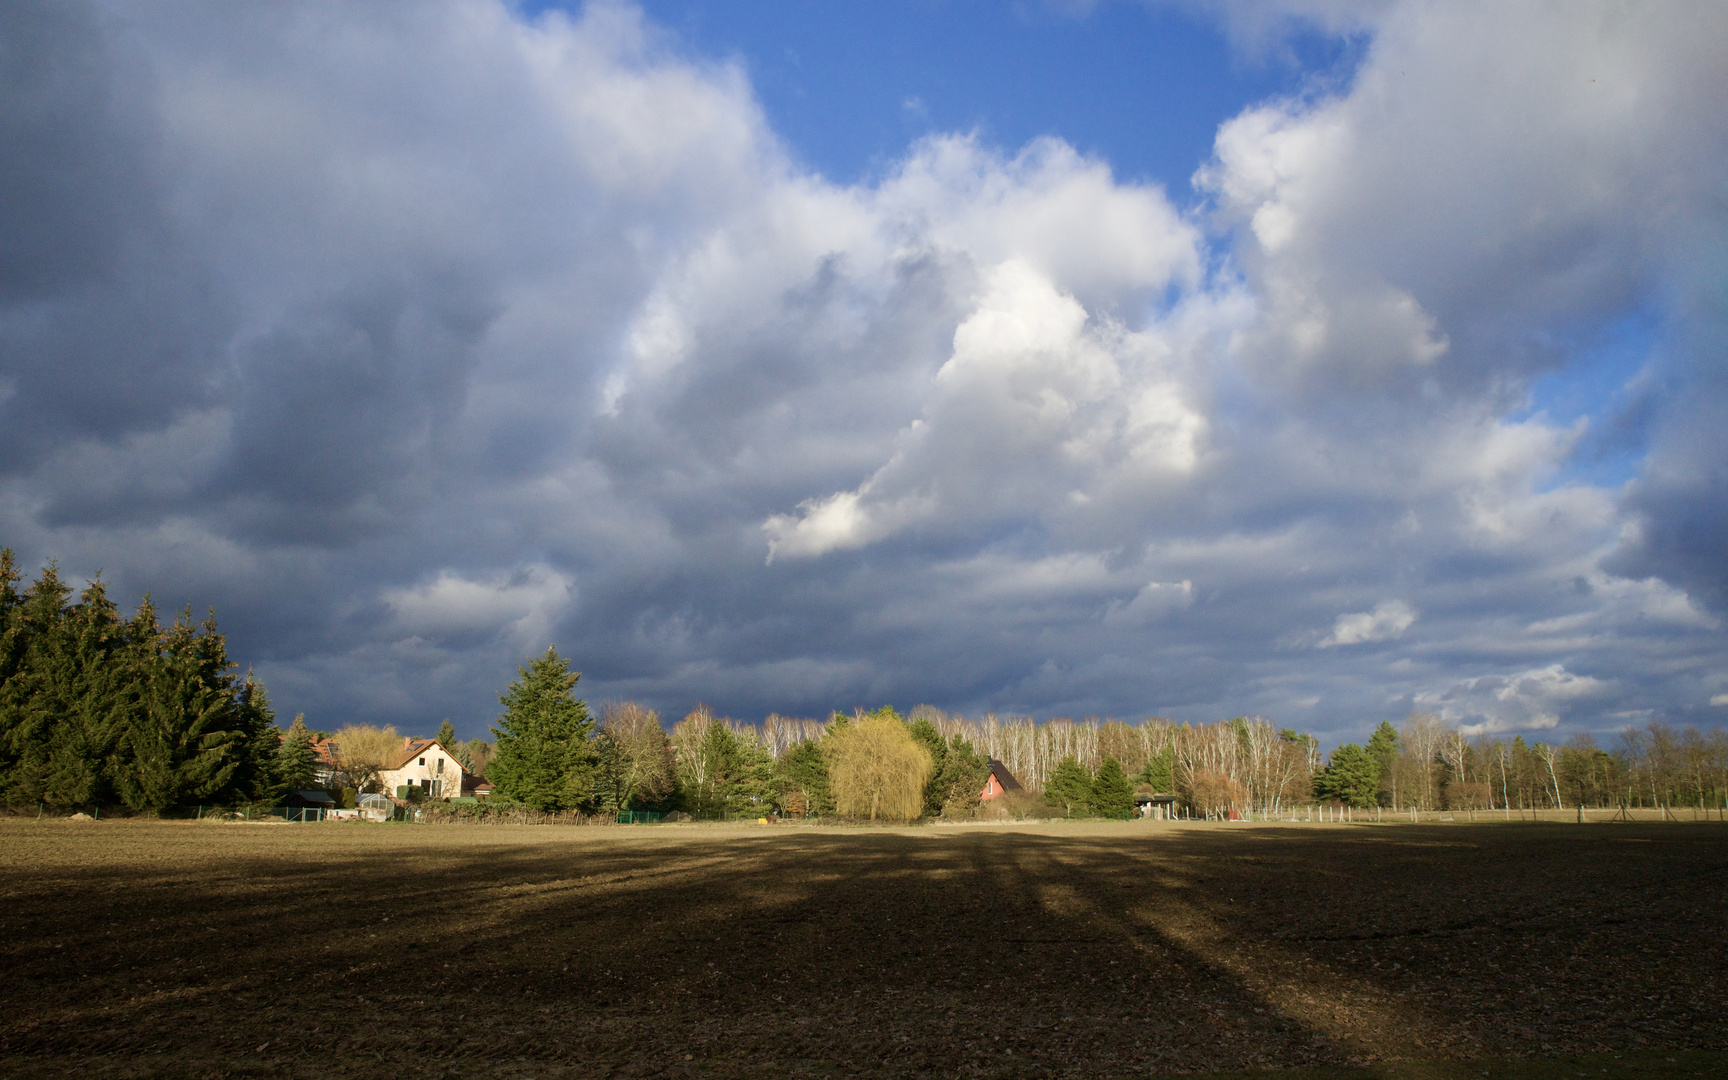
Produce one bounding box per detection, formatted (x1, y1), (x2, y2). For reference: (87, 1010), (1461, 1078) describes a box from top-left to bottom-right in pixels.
(382, 738), (444, 771)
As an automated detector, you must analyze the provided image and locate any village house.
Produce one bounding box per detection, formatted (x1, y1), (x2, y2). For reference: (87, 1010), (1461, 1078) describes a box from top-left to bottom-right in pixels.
(378, 737), (467, 800)
(307, 737), (340, 789)
(980, 759), (1022, 801)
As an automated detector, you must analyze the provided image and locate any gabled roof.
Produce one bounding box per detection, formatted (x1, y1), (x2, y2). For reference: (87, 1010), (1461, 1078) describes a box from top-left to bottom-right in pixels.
(986, 759), (1023, 791)
(461, 774), (493, 795)
(380, 738), (469, 772)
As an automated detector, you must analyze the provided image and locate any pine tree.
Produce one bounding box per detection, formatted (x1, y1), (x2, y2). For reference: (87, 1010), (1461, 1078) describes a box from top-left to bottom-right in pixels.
(1091, 756), (1134, 817)
(277, 714), (319, 793)
(1367, 721), (1399, 806)
(436, 718), (458, 749)
(1316, 743), (1381, 808)
(1045, 755), (1094, 817)
(488, 647), (596, 812)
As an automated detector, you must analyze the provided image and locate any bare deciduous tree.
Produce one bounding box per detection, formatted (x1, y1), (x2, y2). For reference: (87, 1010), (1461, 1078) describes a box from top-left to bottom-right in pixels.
(597, 701), (675, 811)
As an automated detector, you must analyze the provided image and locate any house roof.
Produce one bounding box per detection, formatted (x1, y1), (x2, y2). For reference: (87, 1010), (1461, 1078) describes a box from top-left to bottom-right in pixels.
(986, 759), (1023, 791)
(276, 732), (340, 767)
(309, 737), (339, 767)
(461, 774), (493, 795)
(381, 738), (453, 771)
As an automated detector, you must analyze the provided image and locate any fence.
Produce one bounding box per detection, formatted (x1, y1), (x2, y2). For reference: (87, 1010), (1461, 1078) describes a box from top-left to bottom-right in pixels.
(616, 810), (663, 824)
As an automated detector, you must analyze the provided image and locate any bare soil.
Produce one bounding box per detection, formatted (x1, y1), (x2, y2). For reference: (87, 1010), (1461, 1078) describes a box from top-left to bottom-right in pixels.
(1, 817), (1723, 1079)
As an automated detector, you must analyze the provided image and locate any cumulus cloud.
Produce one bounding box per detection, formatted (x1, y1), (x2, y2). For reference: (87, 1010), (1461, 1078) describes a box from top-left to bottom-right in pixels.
(1418, 664), (1609, 736)
(1319, 600), (1416, 647)
(2, 0), (1726, 744)
(384, 564), (574, 648)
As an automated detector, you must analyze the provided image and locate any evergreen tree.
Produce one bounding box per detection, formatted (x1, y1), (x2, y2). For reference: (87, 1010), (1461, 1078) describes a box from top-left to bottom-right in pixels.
(684, 721), (774, 817)
(776, 738), (833, 816)
(1091, 756), (1134, 817)
(488, 647), (596, 812)
(116, 609), (249, 814)
(435, 718), (458, 749)
(0, 562), (75, 805)
(1045, 754), (1094, 817)
(0, 556), (275, 812)
(277, 714), (319, 793)
(1135, 746), (1176, 793)
(230, 671), (279, 803)
(929, 735), (990, 817)
(908, 717), (949, 817)
(1367, 721), (1399, 806)
(1316, 743), (1381, 808)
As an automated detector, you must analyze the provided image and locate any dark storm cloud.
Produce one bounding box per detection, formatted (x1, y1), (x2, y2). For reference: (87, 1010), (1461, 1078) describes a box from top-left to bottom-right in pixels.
(2, 0), (1725, 745)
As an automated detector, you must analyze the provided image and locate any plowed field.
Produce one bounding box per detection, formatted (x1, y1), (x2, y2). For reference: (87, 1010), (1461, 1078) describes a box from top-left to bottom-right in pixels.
(1, 817), (1723, 1079)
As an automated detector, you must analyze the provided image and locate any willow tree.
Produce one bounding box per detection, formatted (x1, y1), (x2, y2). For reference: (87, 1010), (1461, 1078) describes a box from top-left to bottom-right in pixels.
(826, 714), (932, 821)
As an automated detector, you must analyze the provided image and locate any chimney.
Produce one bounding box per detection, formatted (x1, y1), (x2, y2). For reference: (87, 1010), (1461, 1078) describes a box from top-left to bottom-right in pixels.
(404, 736), (414, 749)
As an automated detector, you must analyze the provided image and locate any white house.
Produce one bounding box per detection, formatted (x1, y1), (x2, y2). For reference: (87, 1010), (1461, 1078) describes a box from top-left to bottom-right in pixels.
(378, 737), (466, 800)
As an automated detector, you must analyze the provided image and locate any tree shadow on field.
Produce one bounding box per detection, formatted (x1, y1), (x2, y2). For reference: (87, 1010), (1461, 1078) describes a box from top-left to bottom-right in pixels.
(0, 820), (1723, 1079)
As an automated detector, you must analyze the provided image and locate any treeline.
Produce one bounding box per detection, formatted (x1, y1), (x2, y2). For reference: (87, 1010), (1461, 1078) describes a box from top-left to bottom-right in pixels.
(465, 651), (1273, 820)
(467, 649), (997, 820)
(1316, 714), (1728, 812)
(0, 553), (284, 813)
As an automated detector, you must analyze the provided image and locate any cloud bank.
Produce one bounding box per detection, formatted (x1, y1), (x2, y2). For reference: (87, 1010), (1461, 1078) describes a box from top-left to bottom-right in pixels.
(2, 0), (1725, 744)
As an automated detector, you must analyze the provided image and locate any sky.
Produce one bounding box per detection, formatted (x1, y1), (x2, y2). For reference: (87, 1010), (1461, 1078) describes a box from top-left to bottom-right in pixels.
(2, 0), (1726, 747)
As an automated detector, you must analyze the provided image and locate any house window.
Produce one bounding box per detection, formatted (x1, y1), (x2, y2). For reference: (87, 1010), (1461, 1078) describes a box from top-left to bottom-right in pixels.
(418, 757), (426, 766)
(436, 758), (444, 773)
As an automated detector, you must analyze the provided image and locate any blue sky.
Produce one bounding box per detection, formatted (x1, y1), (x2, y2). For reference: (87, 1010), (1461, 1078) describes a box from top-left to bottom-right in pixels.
(615, 1), (1363, 192)
(2, 1), (1725, 745)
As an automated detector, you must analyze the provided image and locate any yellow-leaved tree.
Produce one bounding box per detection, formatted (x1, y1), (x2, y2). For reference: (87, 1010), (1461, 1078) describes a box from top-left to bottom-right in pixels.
(826, 713), (933, 821)
(331, 724), (403, 793)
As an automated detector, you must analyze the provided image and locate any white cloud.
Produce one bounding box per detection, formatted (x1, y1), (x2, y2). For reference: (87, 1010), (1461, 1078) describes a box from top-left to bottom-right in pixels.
(1104, 580), (1194, 628)
(1418, 664), (1609, 735)
(1319, 601), (1416, 647)
(384, 564), (574, 648)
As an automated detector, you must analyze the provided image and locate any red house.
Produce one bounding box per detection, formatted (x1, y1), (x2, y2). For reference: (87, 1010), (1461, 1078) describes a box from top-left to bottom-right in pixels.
(980, 759), (1023, 801)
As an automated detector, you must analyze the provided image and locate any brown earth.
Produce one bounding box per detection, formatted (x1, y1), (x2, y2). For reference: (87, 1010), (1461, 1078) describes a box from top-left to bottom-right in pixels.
(0, 817), (1723, 1079)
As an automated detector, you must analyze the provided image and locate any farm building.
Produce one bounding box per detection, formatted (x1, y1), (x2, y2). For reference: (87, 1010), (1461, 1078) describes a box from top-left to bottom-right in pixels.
(980, 759), (1022, 801)
(1134, 785), (1178, 819)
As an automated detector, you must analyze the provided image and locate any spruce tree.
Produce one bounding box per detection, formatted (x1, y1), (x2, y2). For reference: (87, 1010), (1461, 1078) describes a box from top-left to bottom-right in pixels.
(1091, 756), (1134, 817)
(435, 718), (458, 750)
(1045, 755), (1094, 817)
(230, 672), (279, 803)
(1, 563), (74, 805)
(488, 647), (596, 812)
(908, 718), (949, 816)
(116, 609), (248, 814)
(277, 714), (319, 793)
(776, 738), (832, 816)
